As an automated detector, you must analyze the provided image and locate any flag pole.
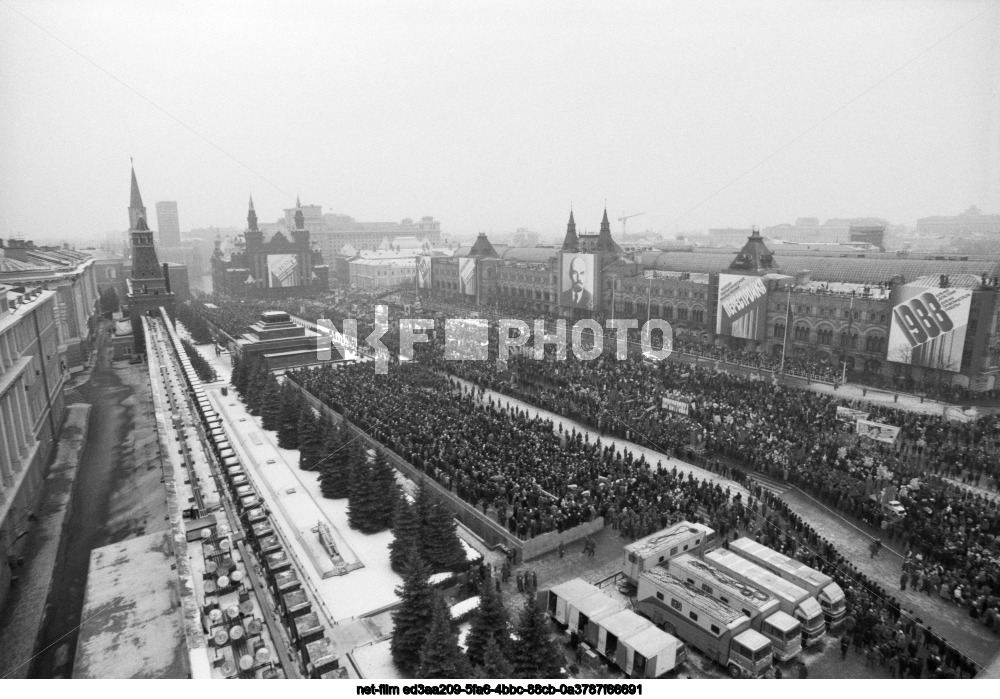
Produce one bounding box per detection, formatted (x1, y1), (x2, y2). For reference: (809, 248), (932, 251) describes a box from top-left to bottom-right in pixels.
(646, 279), (651, 323)
(841, 291), (854, 385)
(611, 275), (616, 321)
(779, 284), (792, 374)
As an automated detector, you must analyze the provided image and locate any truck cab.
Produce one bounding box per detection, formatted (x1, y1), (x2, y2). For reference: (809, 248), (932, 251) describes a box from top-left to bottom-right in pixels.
(759, 612), (802, 662)
(725, 629), (773, 679)
(816, 583), (847, 629)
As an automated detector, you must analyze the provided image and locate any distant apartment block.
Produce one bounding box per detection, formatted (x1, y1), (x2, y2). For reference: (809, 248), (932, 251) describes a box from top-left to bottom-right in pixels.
(917, 206), (1000, 237)
(155, 201), (181, 247)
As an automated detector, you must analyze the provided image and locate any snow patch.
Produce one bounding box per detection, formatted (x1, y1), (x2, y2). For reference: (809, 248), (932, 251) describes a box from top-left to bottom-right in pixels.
(462, 538), (483, 562)
(352, 639), (401, 680)
(457, 622), (472, 651)
(450, 596), (480, 620)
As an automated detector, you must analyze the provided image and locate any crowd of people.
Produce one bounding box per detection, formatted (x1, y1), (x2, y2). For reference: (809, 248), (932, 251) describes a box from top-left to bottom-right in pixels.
(741, 482), (981, 678)
(286, 362), (738, 545)
(438, 342), (1000, 636)
(193, 295), (1000, 655)
(671, 337), (841, 382)
(287, 354), (988, 675)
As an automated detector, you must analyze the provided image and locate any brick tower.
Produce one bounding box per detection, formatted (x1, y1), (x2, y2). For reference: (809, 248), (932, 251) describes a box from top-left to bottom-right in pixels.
(126, 164), (175, 348)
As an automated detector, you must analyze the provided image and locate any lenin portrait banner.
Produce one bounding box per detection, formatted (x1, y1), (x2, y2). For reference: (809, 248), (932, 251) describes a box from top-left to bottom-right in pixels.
(560, 253), (595, 310)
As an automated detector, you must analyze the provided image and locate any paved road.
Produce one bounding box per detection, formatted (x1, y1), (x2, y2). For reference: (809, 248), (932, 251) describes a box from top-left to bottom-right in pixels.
(778, 487), (1000, 668)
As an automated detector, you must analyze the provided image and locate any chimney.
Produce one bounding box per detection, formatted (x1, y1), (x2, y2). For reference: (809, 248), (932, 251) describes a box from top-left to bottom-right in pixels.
(163, 263), (171, 293)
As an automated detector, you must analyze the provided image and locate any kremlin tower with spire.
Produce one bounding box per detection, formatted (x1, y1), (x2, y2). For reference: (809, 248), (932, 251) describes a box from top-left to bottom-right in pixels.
(126, 164), (175, 349)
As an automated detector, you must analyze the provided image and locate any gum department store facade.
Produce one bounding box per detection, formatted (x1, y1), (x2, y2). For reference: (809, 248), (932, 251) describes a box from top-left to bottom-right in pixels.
(427, 210), (1000, 392)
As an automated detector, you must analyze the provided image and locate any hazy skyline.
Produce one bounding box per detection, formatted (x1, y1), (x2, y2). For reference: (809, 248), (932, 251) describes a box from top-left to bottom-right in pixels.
(1, 0), (998, 243)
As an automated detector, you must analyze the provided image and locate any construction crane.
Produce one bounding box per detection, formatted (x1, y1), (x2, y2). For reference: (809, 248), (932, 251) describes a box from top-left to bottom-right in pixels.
(618, 211), (645, 237)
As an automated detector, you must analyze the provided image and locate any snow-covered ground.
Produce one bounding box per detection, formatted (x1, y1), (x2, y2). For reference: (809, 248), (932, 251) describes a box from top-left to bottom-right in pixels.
(352, 639), (402, 680)
(197, 344), (404, 622)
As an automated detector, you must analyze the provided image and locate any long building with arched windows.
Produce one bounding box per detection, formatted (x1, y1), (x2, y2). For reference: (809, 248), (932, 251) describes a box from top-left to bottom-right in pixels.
(418, 209), (1000, 393)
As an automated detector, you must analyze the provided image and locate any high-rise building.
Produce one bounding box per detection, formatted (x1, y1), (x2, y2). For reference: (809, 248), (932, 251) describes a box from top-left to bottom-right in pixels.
(155, 201), (181, 247)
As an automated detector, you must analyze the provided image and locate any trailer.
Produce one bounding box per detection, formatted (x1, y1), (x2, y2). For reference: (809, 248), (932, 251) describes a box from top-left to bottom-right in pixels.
(547, 578), (603, 627)
(636, 567), (772, 678)
(567, 589), (627, 637)
(619, 622), (685, 679)
(666, 553), (801, 662)
(622, 521), (716, 585)
(705, 549), (826, 647)
(544, 579), (685, 678)
(727, 538), (846, 629)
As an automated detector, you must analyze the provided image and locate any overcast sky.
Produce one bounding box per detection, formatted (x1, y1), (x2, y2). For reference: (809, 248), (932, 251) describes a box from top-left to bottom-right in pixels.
(1, 0), (997, 243)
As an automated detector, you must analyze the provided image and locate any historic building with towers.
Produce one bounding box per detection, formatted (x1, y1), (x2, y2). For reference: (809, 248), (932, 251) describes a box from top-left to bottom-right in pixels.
(426, 208), (631, 321)
(211, 197), (329, 297)
(419, 206), (1000, 393)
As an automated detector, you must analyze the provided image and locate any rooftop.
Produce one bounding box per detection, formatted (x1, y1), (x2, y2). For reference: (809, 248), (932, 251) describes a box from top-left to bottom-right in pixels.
(794, 280), (892, 300)
(640, 250), (1000, 284)
(350, 257), (416, 268)
(0, 288), (57, 333)
(0, 254), (48, 273)
(73, 531), (189, 678)
(669, 554), (775, 611)
(624, 521), (713, 559)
